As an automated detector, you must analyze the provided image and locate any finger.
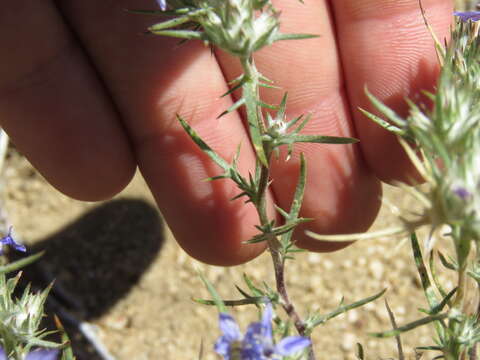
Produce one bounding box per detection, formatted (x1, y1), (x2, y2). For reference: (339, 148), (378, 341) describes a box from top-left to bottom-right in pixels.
(0, 1), (136, 200)
(331, 0), (453, 182)
(55, 0), (273, 265)
(216, 0), (382, 250)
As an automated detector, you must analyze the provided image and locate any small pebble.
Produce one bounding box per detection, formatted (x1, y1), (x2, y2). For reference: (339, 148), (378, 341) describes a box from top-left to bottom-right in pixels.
(357, 257), (367, 267)
(323, 259), (334, 270)
(369, 260), (384, 280)
(347, 309), (359, 323)
(309, 275), (322, 288)
(105, 315), (131, 330)
(394, 306), (406, 315)
(307, 253), (321, 264)
(341, 332), (356, 351)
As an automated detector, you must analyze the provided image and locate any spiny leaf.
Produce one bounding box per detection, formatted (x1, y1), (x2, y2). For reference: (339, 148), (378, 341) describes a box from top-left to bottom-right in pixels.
(255, 219), (275, 233)
(243, 78), (268, 166)
(259, 82), (279, 89)
(359, 108), (405, 136)
(273, 218), (312, 235)
(0, 251), (44, 274)
(55, 316), (75, 360)
(370, 313), (448, 338)
(411, 232), (439, 309)
(364, 87), (406, 129)
(429, 251), (448, 300)
(385, 300), (404, 360)
(285, 248), (305, 253)
(293, 134), (358, 144)
(289, 114), (309, 134)
(148, 29), (203, 40)
(280, 154), (307, 246)
(127, 9), (166, 15)
(288, 153), (307, 220)
(356, 343), (365, 360)
(276, 93), (288, 121)
(221, 77), (247, 97)
(285, 114), (305, 132)
(274, 135), (358, 148)
(275, 205), (289, 219)
(178, 115), (230, 171)
(230, 191), (249, 202)
(193, 296), (267, 306)
(243, 274), (264, 297)
(127, 7), (193, 16)
(235, 285), (253, 299)
(126, 8), (174, 15)
(307, 289), (387, 331)
(27, 337), (66, 349)
(148, 15), (193, 31)
(274, 33), (319, 41)
(259, 74), (274, 83)
(245, 233), (270, 244)
(246, 218), (311, 244)
(438, 251), (457, 270)
(257, 100), (277, 110)
(218, 98), (246, 118)
(197, 271), (226, 313)
(428, 287), (456, 315)
(416, 345), (443, 351)
(205, 174), (229, 182)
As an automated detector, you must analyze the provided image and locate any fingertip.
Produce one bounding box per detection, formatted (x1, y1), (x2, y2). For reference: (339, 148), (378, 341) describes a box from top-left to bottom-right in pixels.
(179, 238), (267, 267)
(294, 167), (383, 253)
(40, 154), (137, 202)
(359, 128), (425, 186)
(297, 239), (353, 253)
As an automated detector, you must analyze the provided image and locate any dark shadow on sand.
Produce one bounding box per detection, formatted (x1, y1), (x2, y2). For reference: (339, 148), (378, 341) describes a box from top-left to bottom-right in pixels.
(10, 198), (165, 360)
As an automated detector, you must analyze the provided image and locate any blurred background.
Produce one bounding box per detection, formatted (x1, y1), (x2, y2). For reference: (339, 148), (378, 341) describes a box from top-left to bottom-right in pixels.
(456, 0), (478, 10)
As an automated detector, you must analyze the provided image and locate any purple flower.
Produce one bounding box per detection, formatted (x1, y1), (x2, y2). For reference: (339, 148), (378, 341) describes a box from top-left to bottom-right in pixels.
(0, 347), (59, 360)
(215, 303), (311, 359)
(453, 186), (471, 200)
(156, 0), (167, 11)
(454, 11), (480, 22)
(0, 227), (26, 254)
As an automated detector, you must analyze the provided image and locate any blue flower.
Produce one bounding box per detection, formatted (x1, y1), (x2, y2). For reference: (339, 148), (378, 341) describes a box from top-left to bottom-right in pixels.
(0, 347), (59, 360)
(454, 11), (480, 22)
(156, 0), (167, 11)
(0, 227), (26, 254)
(453, 186), (471, 200)
(215, 303), (311, 359)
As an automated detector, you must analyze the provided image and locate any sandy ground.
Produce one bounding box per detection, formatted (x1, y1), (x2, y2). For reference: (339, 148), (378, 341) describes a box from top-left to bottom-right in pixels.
(1, 2), (474, 360)
(0, 147), (461, 360)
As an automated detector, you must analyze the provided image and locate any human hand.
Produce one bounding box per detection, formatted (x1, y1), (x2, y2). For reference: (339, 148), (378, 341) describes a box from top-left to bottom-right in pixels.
(0, 0), (452, 265)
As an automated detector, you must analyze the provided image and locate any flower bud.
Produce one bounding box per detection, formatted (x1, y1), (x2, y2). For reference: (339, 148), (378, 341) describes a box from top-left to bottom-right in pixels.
(199, 0), (280, 57)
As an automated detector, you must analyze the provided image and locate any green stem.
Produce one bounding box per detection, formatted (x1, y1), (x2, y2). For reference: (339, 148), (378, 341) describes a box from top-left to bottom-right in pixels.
(14, 347), (24, 360)
(453, 231), (471, 311)
(455, 265), (468, 310)
(241, 57), (268, 168)
(240, 56), (315, 360)
(241, 56), (269, 223)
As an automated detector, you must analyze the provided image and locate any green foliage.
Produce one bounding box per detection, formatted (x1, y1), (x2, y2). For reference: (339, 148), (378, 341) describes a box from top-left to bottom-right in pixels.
(146, 0), (315, 58)
(55, 317), (75, 360)
(0, 272), (65, 359)
(0, 251), (44, 275)
(304, 289), (387, 335)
